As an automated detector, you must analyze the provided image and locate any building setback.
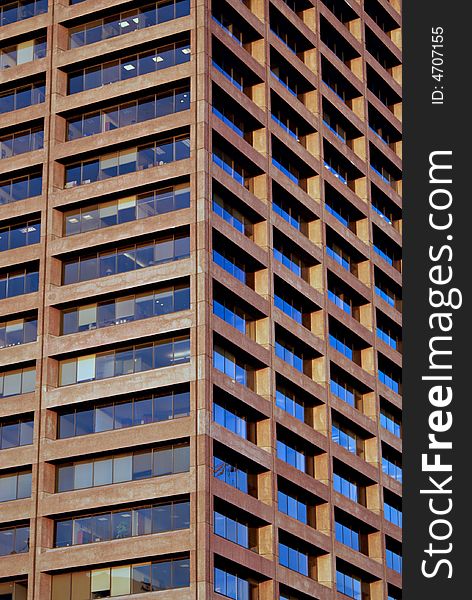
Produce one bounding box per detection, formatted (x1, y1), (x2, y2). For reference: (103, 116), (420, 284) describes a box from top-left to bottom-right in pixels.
(0, 0), (402, 598)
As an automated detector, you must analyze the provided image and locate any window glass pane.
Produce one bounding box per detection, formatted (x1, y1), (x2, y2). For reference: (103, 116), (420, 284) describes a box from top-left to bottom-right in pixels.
(174, 445), (190, 473)
(112, 510), (132, 539)
(0, 474), (16, 502)
(133, 506), (152, 536)
(71, 570), (90, 600)
(111, 566), (131, 596)
(21, 368), (36, 394)
(132, 451), (152, 480)
(75, 409), (94, 436)
(77, 355), (95, 382)
(115, 296), (134, 322)
(93, 458), (113, 486)
(154, 447), (172, 476)
(74, 462), (92, 489)
(17, 472), (31, 498)
(174, 391), (190, 417)
(57, 465), (74, 492)
(1, 422), (19, 448)
(154, 393), (172, 421)
(52, 573), (71, 600)
(114, 402), (132, 429)
(174, 558), (190, 588)
(91, 569), (111, 595)
(173, 501), (190, 530)
(0, 528), (14, 555)
(135, 292), (153, 318)
(132, 563), (151, 595)
(56, 520), (73, 548)
(152, 561), (171, 591)
(153, 503), (171, 533)
(133, 397), (152, 425)
(3, 371), (21, 396)
(113, 454), (132, 483)
(95, 404), (114, 432)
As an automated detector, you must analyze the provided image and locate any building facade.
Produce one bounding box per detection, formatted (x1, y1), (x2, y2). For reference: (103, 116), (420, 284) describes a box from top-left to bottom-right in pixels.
(0, 0), (402, 598)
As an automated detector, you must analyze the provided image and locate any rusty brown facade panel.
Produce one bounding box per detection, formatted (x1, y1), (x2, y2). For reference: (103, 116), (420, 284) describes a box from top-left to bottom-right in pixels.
(0, 0), (402, 598)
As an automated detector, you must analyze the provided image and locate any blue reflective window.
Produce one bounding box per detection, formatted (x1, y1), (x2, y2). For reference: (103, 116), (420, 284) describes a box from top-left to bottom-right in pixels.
(213, 402), (247, 439)
(335, 520), (360, 551)
(384, 501), (402, 527)
(329, 333), (353, 360)
(328, 289), (351, 314)
(213, 456), (248, 494)
(275, 387), (304, 422)
(336, 570), (362, 600)
(333, 472), (358, 502)
(214, 511), (249, 548)
(276, 439), (305, 472)
(275, 340), (303, 373)
(332, 423), (357, 454)
(278, 489), (307, 524)
(330, 379), (355, 407)
(279, 541), (308, 576)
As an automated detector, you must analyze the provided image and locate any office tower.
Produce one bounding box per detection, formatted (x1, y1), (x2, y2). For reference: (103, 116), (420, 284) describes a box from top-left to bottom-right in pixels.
(0, 0), (402, 598)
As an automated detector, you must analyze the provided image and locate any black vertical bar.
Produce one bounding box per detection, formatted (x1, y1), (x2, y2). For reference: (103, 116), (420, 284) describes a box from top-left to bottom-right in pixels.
(404, 1), (469, 597)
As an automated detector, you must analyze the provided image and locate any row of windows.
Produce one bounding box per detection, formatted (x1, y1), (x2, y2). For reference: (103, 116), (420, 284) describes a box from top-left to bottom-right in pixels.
(0, 82), (45, 115)
(213, 248), (246, 283)
(57, 443), (189, 492)
(0, 220), (40, 252)
(0, 580), (27, 599)
(335, 520), (360, 551)
(213, 298), (247, 334)
(59, 335), (190, 386)
(0, 267), (38, 300)
(62, 233), (189, 285)
(214, 456), (248, 494)
(0, 0), (47, 26)
(0, 316), (37, 349)
(384, 500), (402, 527)
(279, 541), (308, 576)
(214, 566), (252, 600)
(277, 439), (305, 472)
(55, 499), (190, 548)
(0, 417), (33, 449)
(278, 489), (307, 525)
(275, 386), (305, 422)
(0, 37), (46, 70)
(0, 127), (43, 159)
(51, 556), (190, 600)
(58, 389), (190, 438)
(69, 0), (190, 48)
(213, 346), (248, 387)
(63, 183), (189, 236)
(214, 510), (249, 549)
(274, 291), (303, 324)
(68, 40), (190, 94)
(382, 456), (402, 482)
(213, 402), (247, 439)
(336, 569), (362, 600)
(0, 524), (29, 556)
(0, 470), (31, 503)
(275, 339), (304, 372)
(386, 547), (402, 573)
(0, 366), (35, 398)
(62, 283), (189, 334)
(213, 193), (250, 235)
(67, 87), (189, 141)
(65, 135), (190, 187)
(0, 172), (42, 205)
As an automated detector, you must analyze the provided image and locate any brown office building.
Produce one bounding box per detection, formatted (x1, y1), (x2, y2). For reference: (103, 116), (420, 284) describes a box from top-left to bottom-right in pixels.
(0, 0), (402, 598)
